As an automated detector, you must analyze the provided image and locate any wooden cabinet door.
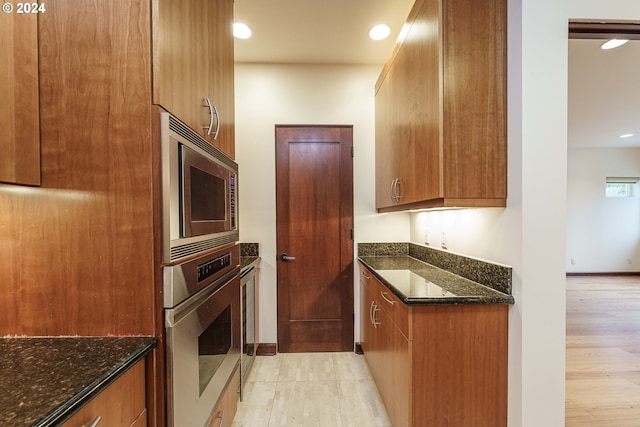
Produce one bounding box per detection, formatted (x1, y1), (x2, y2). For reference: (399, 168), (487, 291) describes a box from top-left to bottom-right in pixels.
(376, 307), (411, 427)
(359, 265), (380, 373)
(208, 367), (239, 427)
(0, 10), (40, 186)
(207, 0), (235, 159)
(154, 0), (235, 159)
(375, 0), (441, 210)
(359, 271), (373, 355)
(387, 314), (411, 427)
(440, 0), (507, 201)
(397, 0), (441, 206)
(374, 73), (395, 210)
(154, 0), (208, 135)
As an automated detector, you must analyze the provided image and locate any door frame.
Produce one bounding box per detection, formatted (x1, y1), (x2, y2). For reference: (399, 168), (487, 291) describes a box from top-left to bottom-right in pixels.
(274, 124), (355, 352)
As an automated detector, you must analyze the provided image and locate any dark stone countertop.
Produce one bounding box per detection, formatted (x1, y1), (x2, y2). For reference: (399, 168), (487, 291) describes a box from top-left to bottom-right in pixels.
(240, 256), (260, 275)
(0, 336), (156, 426)
(359, 256), (514, 305)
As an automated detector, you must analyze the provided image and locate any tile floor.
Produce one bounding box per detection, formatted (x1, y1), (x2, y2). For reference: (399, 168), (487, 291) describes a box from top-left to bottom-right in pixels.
(231, 352), (391, 427)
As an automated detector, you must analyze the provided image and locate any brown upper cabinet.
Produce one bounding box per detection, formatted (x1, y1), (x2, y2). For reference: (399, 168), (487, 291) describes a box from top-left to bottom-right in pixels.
(0, 12), (40, 186)
(153, 0), (235, 159)
(375, 0), (507, 212)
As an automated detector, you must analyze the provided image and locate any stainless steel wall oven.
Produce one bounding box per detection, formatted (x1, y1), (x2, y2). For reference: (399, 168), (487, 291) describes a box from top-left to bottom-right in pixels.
(164, 244), (240, 427)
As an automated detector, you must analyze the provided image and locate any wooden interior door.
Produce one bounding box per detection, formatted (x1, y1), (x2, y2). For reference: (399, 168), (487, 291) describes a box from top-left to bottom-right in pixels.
(276, 125), (354, 353)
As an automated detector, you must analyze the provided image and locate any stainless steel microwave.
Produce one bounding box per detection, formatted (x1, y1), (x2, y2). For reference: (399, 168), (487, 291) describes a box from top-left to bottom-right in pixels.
(160, 112), (238, 262)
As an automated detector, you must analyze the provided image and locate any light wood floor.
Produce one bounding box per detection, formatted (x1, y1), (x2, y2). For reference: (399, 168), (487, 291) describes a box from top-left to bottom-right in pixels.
(566, 275), (640, 427)
(232, 352), (391, 427)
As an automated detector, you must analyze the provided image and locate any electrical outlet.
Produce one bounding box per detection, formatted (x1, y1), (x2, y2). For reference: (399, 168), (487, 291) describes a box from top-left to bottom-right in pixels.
(628, 258), (632, 265)
(570, 258), (576, 265)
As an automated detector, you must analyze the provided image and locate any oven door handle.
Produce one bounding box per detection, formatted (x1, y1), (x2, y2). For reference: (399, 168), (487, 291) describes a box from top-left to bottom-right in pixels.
(166, 269), (239, 328)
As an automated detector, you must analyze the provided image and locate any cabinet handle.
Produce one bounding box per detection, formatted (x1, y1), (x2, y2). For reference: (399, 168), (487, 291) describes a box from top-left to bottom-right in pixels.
(370, 301), (380, 328)
(211, 103), (221, 140)
(373, 304), (381, 328)
(82, 416), (101, 427)
(202, 99), (221, 140)
(369, 301), (375, 326)
(390, 178), (397, 202)
(216, 410), (225, 427)
(390, 178), (403, 202)
(363, 273), (371, 280)
(203, 98), (214, 135)
(394, 178), (402, 202)
(381, 291), (395, 305)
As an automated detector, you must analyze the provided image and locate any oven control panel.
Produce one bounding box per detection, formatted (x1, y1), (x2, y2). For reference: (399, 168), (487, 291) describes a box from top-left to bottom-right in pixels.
(198, 253), (231, 283)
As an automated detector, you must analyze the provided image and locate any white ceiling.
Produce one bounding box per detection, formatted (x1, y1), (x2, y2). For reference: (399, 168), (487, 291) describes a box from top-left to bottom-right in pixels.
(234, 1), (639, 149)
(233, 0), (415, 65)
(569, 39), (640, 148)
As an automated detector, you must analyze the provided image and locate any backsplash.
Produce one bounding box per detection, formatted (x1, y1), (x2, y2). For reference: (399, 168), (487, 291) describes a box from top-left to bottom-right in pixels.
(240, 242), (259, 257)
(358, 242), (512, 295)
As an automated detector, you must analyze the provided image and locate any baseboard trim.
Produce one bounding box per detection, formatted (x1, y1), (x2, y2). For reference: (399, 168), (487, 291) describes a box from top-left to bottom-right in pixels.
(256, 343), (277, 356)
(567, 272), (640, 276)
(354, 343), (363, 355)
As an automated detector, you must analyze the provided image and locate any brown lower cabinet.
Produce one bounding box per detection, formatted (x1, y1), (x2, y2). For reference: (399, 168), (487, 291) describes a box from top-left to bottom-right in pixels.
(62, 360), (146, 427)
(208, 367), (240, 427)
(359, 262), (508, 427)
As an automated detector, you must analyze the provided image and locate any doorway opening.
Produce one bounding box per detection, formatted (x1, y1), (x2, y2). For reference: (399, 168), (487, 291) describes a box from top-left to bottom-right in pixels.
(566, 21), (640, 426)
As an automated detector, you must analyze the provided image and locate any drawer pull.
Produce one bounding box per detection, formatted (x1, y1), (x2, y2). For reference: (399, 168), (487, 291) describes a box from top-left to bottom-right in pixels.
(381, 291), (395, 305)
(363, 273), (371, 280)
(369, 301), (375, 325)
(83, 416), (101, 427)
(370, 301), (381, 328)
(216, 410), (225, 427)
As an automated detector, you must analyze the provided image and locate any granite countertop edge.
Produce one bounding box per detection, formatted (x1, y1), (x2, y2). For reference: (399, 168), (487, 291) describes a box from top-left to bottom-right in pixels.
(358, 256), (515, 306)
(41, 336), (157, 427)
(240, 256), (261, 274)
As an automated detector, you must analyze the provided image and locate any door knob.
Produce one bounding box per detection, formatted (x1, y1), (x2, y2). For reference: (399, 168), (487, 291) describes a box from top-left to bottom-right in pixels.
(281, 254), (296, 261)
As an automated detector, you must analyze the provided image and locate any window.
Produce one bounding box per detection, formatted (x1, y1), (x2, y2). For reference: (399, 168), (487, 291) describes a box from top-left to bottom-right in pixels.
(605, 177), (639, 198)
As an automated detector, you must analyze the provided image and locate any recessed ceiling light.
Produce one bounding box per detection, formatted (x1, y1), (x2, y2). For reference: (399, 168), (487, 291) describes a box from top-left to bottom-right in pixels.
(601, 39), (629, 50)
(620, 133), (634, 138)
(369, 24), (391, 41)
(233, 22), (252, 39)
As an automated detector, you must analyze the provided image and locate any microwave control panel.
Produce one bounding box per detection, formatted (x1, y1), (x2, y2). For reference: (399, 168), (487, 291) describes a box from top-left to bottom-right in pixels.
(230, 175), (236, 229)
(198, 253), (231, 283)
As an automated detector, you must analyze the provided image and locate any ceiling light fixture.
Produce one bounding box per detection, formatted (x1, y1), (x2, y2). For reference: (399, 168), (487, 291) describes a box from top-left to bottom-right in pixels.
(233, 22), (252, 39)
(369, 24), (391, 41)
(601, 39), (629, 50)
(620, 133), (634, 138)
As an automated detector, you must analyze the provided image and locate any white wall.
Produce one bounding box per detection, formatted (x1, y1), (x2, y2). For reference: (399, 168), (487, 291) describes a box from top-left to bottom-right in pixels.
(235, 63), (410, 345)
(567, 148), (640, 272)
